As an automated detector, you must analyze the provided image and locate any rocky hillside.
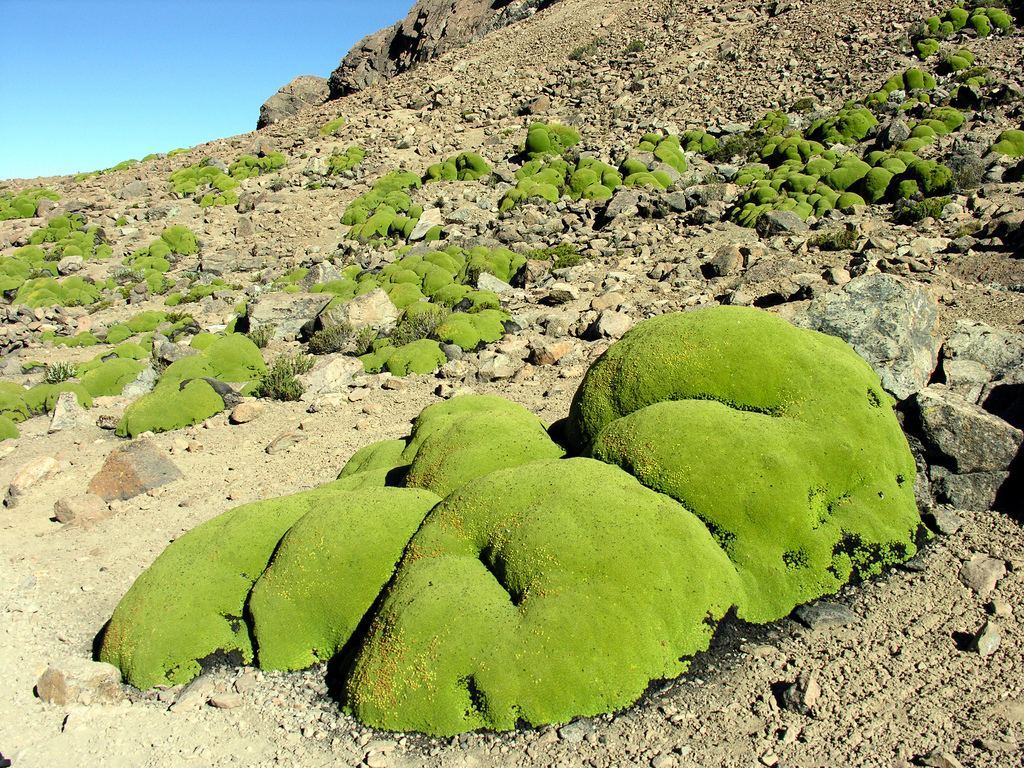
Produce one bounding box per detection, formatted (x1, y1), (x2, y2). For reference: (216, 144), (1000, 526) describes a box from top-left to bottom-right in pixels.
(1, 0), (1023, 766)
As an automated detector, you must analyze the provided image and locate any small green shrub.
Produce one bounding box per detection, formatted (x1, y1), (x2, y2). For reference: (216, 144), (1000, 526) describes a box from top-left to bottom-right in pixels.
(327, 145), (365, 174)
(529, 243), (584, 270)
(229, 152), (287, 180)
(390, 305), (451, 347)
(44, 361), (78, 384)
(625, 39), (646, 53)
(320, 116), (346, 137)
(568, 37), (605, 60)
(246, 324), (275, 349)
(809, 226), (859, 251)
(256, 354), (314, 401)
(893, 196), (951, 223)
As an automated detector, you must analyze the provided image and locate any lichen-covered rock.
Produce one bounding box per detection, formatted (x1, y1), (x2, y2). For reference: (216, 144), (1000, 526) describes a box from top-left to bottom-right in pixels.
(346, 458), (739, 735)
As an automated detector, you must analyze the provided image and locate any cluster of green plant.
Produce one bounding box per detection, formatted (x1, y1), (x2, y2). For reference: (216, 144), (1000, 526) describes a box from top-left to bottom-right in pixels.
(228, 152), (287, 180)
(423, 152), (490, 183)
(307, 321), (375, 356)
(528, 243), (585, 270)
(327, 145), (365, 174)
(170, 163), (240, 207)
(568, 36), (605, 61)
(991, 127), (1024, 156)
(74, 149), (189, 182)
(914, 1), (1015, 59)
(121, 225), (200, 295)
(0, 379), (93, 425)
(165, 277), (231, 307)
(298, 245), (523, 374)
(625, 39), (646, 53)
(720, 65), (961, 227)
(808, 225), (859, 251)
(521, 122), (581, 159)
(98, 307), (924, 737)
(893, 196), (953, 223)
(0, 188), (59, 221)
(320, 116), (346, 137)
(246, 324), (276, 350)
(26, 214), (114, 260)
(255, 353), (313, 401)
(341, 170), (424, 243)
(117, 333), (267, 437)
(44, 361), (78, 384)
(500, 155), (622, 211)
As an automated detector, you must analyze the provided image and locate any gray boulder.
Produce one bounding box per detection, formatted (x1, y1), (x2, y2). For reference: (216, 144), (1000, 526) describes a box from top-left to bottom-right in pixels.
(914, 386), (1022, 473)
(257, 75), (329, 129)
(328, 0), (562, 97)
(943, 320), (1024, 379)
(248, 292), (332, 341)
(794, 274), (940, 401)
(319, 287), (400, 333)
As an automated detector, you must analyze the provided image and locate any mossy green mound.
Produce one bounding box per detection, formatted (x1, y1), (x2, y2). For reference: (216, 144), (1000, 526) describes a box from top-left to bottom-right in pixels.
(424, 152), (491, 182)
(342, 170), (423, 243)
(116, 334), (266, 437)
(248, 487), (440, 671)
(346, 457), (739, 735)
(14, 276), (103, 308)
(0, 415), (18, 441)
(169, 163), (240, 207)
(102, 308), (923, 736)
(229, 152), (286, 180)
(991, 128), (1024, 157)
(328, 145), (365, 174)
(396, 395), (565, 498)
(522, 123), (580, 159)
(569, 307), (922, 622)
(0, 188), (59, 220)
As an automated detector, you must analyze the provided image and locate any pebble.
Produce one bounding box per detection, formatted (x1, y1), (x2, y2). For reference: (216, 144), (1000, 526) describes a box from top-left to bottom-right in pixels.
(959, 555), (1006, 597)
(794, 601), (858, 630)
(972, 621), (1001, 657)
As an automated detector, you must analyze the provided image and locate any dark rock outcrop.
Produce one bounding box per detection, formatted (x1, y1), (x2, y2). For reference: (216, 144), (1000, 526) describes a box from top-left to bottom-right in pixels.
(257, 75), (330, 129)
(328, 0), (560, 98)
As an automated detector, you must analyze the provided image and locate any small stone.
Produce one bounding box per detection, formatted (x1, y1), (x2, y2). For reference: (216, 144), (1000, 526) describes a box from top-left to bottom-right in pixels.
(53, 494), (110, 526)
(919, 749), (964, 768)
(972, 621), (1001, 656)
(477, 272), (514, 295)
(989, 597), (1012, 618)
(209, 693), (243, 709)
(170, 674), (216, 712)
(229, 401), (265, 424)
(760, 753), (779, 767)
(651, 756), (677, 768)
(586, 310), (633, 340)
(779, 670), (820, 715)
(530, 339), (573, 366)
(266, 431), (308, 454)
(793, 601), (858, 630)
(544, 282), (580, 304)
(96, 414), (120, 430)
(926, 507), (964, 535)
(591, 291), (625, 312)
(35, 660), (123, 705)
(757, 209), (809, 236)
(87, 440), (182, 502)
(48, 391), (86, 433)
(5, 455), (60, 508)
(558, 719), (595, 743)
(959, 555), (1006, 597)
(707, 244), (744, 277)
(233, 670), (258, 694)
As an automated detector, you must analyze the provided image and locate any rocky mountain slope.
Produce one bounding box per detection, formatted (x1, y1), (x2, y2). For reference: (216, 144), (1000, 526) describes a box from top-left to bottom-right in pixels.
(1, 0), (1023, 765)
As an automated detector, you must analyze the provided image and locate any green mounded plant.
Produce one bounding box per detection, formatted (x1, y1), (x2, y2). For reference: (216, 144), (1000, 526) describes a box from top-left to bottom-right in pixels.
(256, 353), (314, 401)
(809, 225), (859, 251)
(229, 152), (287, 180)
(327, 145), (365, 174)
(117, 334), (266, 437)
(625, 39), (646, 53)
(0, 415), (17, 442)
(991, 128), (1024, 157)
(320, 116), (346, 137)
(99, 308), (923, 736)
(0, 188), (59, 221)
(423, 152), (491, 183)
(169, 162), (240, 207)
(341, 170), (423, 243)
(521, 122), (581, 159)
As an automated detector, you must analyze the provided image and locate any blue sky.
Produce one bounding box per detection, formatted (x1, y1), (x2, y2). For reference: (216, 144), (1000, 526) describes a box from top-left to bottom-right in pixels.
(0, 1), (410, 180)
